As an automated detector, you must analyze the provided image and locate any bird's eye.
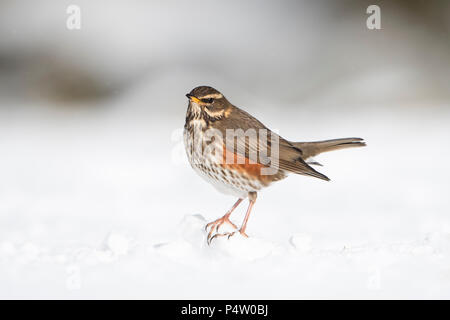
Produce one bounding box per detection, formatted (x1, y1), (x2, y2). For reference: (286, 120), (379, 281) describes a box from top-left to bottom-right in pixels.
(201, 98), (214, 104)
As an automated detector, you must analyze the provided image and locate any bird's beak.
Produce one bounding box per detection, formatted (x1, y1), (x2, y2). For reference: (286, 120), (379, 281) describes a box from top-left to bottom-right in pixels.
(186, 93), (201, 104)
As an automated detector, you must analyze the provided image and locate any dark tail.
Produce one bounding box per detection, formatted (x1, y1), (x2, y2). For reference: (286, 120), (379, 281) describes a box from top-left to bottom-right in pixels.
(292, 138), (366, 160)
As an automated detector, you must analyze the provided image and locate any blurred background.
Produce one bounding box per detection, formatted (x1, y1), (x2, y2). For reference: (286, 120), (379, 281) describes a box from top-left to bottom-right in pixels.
(1, 0), (450, 298)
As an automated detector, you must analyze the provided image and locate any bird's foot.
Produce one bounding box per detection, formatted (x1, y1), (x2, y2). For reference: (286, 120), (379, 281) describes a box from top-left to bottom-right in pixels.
(205, 215), (238, 244)
(208, 229), (248, 244)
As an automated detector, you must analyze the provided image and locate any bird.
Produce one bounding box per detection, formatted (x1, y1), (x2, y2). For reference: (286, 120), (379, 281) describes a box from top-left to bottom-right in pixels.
(183, 85), (366, 244)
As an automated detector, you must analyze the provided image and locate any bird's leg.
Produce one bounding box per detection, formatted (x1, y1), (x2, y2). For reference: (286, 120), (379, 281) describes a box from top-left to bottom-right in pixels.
(210, 192), (257, 243)
(206, 198), (243, 244)
(235, 197), (256, 238)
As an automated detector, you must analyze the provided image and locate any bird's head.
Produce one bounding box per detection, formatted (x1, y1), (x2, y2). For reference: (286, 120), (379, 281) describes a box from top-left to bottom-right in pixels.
(186, 86), (230, 118)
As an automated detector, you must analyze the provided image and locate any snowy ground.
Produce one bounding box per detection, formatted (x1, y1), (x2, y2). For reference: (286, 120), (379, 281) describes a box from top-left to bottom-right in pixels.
(1, 76), (449, 299)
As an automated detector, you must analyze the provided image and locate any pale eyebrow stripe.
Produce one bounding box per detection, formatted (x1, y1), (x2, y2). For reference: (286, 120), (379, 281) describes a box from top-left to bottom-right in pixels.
(200, 93), (223, 99)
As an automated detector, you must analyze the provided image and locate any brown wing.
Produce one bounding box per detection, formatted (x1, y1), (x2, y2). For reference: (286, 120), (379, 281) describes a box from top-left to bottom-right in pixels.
(214, 105), (330, 181)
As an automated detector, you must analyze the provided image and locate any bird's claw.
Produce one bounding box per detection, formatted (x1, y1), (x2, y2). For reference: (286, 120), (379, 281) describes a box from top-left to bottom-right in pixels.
(207, 229), (249, 245)
(205, 215), (238, 244)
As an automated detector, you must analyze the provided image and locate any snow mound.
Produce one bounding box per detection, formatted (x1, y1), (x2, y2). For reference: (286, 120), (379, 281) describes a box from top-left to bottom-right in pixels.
(153, 214), (279, 262)
(179, 214), (208, 247)
(289, 233), (313, 253)
(103, 232), (131, 256)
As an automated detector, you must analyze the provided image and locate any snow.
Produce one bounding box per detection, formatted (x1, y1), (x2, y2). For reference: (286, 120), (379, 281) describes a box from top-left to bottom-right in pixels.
(289, 234), (313, 253)
(103, 233), (131, 256)
(3, 209), (450, 299)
